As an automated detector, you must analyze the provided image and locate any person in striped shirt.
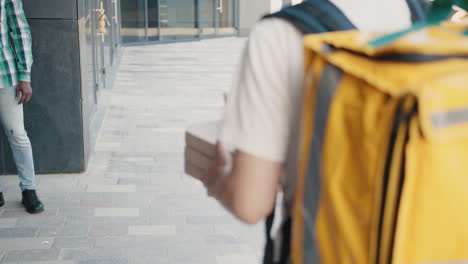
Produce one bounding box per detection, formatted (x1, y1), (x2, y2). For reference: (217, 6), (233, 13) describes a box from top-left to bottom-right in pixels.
(0, 0), (44, 214)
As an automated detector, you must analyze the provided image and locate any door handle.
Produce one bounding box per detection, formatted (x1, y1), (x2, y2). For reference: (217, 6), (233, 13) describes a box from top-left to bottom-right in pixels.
(217, 0), (223, 13)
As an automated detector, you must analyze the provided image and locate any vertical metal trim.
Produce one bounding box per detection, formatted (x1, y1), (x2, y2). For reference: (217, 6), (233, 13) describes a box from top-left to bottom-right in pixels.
(91, 0), (100, 98)
(117, 0), (122, 44)
(157, 0), (161, 41)
(215, 0), (219, 35)
(215, 0), (220, 35)
(235, 0), (239, 35)
(196, 0), (201, 39)
(108, 0), (115, 66)
(144, 0), (149, 40)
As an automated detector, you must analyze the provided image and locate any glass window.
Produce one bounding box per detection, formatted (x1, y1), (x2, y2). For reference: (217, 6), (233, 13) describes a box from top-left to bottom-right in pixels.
(147, 0), (159, 41)
(120, 0), (239, 44)
(121, 0), (146, 43)
(218, 0), (237, 35)
(200, 0), (216, 36)
(159, 0), (199, 41)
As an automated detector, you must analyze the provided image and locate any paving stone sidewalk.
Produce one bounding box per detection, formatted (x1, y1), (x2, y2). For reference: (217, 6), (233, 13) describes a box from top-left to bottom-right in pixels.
(0, 38), (265, 264)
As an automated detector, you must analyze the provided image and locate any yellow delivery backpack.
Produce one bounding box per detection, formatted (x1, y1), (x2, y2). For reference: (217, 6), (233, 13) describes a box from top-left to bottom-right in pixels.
(291, 1), (468, 264)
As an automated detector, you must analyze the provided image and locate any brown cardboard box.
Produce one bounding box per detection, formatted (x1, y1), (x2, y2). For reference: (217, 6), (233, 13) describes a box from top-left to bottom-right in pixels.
(184, 160), (205, 180)
(185, 147), (212, 171)
(185, 121), (219, 158)
(184, 121), (220, 179)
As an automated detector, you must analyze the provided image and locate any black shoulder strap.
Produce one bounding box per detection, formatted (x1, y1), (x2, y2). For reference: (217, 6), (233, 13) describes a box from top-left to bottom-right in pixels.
(265, 0), (430, 35)
(406, 0), (431, 23)
(263, 208), (276, 264)
(264, 1), (357, 34)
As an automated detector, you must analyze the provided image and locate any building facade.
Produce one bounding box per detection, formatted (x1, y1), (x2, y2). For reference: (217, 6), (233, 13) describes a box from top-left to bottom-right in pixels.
(119, 0), (304, 44)
(0, 0), (122, 174)
(121, 0), (240, 44)
(0, 0), (295, 175)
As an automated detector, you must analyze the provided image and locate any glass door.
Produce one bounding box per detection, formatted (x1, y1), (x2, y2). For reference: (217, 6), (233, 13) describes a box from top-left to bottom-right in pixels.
(147, 0), (160, 41)
(84, 0), (98, 107)
(199, 0), (237, 37)
(109, 0), (120, 61)
(102, 0), (113, 76)
(217, 0), (237, 35)
(199, 0), (216, 37)
(89, 0), (117, 90)
(121, 0), (146, 43)
(120, 0), (238, 44)
(159, 0), (199, 41)
(100, 0), (121, 86)
(91, 0), (105, 92)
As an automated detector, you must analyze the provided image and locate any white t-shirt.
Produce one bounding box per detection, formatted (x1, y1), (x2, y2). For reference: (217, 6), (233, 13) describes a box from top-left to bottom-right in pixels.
(218, 2), (412, 208)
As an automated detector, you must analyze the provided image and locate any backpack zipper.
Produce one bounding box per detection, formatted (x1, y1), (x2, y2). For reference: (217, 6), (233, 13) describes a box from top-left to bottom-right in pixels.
(376, 98), (417, 264)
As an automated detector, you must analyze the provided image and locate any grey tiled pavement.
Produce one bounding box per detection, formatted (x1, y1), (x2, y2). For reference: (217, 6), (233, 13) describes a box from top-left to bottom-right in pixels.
(0, 38), (265, 264)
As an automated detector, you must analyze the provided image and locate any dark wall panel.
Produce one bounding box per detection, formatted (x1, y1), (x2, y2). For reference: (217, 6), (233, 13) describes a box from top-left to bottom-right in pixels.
(2, 19), (85, 174)
(23, 0), (77, 20)
(28, 19), (84, 173)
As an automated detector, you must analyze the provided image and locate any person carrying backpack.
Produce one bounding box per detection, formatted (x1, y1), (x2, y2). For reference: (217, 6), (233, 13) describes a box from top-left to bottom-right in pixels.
(200, 0), (432, 263)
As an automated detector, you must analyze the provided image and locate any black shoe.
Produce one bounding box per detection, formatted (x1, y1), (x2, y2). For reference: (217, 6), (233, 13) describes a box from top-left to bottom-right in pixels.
(22, 190), (44, 214)
(0, 192), (4, 208)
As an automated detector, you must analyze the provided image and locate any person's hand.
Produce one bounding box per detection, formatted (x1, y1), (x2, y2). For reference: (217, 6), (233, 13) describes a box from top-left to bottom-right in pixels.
(202, 142), (233, 197)
(16, 81), (32, 104)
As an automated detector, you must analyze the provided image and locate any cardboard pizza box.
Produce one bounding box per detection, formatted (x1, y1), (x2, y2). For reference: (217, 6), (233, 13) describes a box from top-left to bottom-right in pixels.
(185, 147), (212, 171)
(184, 160), (205, 180)
(185, 121), (220, 159)
(185, 120), (220, 179)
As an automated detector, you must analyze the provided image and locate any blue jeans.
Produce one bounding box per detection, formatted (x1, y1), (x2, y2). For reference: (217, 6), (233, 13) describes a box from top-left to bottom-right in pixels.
(0, 87), (36, 192)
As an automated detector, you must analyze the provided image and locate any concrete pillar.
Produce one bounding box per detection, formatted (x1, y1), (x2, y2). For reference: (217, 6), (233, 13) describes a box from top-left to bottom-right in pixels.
(2, 0), (89, 174)
(0, 0), (119, 174)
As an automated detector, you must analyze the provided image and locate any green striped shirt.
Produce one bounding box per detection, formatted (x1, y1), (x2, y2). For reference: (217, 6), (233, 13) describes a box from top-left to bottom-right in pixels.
(0, 0), (33, 88)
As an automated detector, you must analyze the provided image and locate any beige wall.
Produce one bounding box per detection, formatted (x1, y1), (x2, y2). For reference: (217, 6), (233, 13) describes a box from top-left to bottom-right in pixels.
(238, 0), (271, 36)
(239, 0), (304, 37)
